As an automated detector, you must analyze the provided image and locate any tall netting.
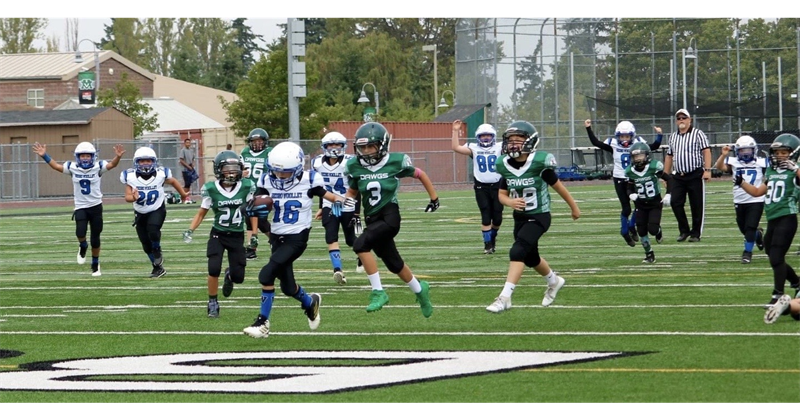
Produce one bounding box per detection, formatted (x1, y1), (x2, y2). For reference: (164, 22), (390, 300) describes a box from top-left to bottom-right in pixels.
(456, 18), (800, 166)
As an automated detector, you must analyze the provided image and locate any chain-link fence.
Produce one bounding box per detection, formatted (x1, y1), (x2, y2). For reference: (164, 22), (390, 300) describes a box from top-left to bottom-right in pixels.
(456, 18), (800, 165)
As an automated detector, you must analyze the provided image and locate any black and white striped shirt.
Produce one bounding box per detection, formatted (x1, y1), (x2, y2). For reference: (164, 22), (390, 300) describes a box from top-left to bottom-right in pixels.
(666, 127), (709, 173)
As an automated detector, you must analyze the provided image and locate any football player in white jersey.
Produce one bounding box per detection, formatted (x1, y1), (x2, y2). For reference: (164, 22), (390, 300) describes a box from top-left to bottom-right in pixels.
(585, 119), (663, 247)
(714, 135), (767, 263)
(451, 120), (504, 254)
(121, 147), (189, 278)
(32, 141), (125, 276)
(312, 131), (363, 285)
(243, 142), (350, 339)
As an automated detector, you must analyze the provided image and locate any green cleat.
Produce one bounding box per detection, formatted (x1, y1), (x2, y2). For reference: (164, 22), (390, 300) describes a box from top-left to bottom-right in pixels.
(366, 290), (389, 312)
(415, 281), (433, 318)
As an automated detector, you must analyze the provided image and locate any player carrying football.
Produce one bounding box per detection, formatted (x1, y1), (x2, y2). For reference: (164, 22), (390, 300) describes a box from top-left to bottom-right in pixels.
(242, 141), (349, 338)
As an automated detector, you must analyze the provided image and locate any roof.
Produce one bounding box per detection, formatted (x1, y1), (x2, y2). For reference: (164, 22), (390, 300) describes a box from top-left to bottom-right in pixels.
(142, 97), (225, 133)
(0, 51), (154, 82)
(0, 108), (111, 127)
(152, 75), (237, 128)
(434, 104), (491, 122)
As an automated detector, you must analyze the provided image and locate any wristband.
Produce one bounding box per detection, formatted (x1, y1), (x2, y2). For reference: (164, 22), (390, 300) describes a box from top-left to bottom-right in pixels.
(42, 153), (51, 163)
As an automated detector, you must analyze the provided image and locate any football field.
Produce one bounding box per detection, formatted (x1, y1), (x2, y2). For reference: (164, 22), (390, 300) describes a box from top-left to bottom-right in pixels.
(0, 181), (798, 405)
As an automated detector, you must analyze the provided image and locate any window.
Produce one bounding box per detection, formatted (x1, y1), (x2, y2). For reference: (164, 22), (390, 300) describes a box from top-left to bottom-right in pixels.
(27, 89), (44, 108)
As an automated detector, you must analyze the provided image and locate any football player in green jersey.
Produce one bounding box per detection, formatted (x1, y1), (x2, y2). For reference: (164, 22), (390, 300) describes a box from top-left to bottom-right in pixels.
(737, 133), (800, 309)
(625, 142), (673, 264)
(486, 121), (581, 314)
(342, 122), (439, 317)
(183, 151), (256, 318)
(241, 128), (272, 261)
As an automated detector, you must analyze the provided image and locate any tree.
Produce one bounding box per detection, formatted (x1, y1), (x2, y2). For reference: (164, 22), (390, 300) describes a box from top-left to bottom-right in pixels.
(97, 73), (159, 138)
(231, 18), (265, 74)
(99, 18), (144, 66)
(0, 18), (46, 53)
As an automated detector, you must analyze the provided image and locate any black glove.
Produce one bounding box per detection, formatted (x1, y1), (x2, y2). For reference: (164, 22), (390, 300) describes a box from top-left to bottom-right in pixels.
(733, 173), (744, 186)
(425, 197), (440, 212)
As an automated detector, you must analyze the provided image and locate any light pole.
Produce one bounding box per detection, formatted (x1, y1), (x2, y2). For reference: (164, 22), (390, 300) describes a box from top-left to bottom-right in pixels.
(422, 45), (438, 117)
(357, 83), (379, 122)
(438, 90), (455, 110)
(74, 38), (100, 101)
(735, 28), (742, 135)
(682, 42), (697, 111)
(688, 37), (698, 115)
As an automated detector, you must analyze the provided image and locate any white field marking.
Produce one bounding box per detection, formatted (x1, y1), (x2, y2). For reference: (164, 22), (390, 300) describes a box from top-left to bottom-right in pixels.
(0, 314), (67, 317)
(1, 330), (797, 337)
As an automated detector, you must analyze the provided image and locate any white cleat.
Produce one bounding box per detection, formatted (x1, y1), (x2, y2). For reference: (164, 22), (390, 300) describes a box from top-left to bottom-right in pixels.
(333, 271), (347, 286)
(486, 296), (512, 313)
(91, 267), (102, 277)
(243, 318), (270, 338)
(77, 249), (86, 265)
(764, 294), (792, 324)
(542, 276), (565, 307)
(306, 293), (321, 330)
(356, 259), (365, 274)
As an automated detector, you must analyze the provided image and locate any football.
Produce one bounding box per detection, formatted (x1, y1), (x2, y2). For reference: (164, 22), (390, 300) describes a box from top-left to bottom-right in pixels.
(251, 195), (274, 211)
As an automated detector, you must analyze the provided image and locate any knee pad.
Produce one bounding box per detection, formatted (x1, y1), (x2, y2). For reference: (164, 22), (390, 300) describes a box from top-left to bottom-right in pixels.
(509, 242), (528, 262)
(383, 256), (405, 274)
(648, 224), (660, 236)
(208, 261), (222, 278)
(230, 264), (246, 284)
(258, 262), (278, 287)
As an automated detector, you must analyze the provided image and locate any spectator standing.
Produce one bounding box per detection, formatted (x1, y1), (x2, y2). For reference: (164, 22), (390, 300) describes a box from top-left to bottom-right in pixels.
(663, 109), (712, 242)
(178, 139), (197, 204)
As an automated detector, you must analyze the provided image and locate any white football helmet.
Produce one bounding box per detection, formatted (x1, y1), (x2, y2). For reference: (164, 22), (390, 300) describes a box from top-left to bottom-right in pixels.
(615, 121), (636, 147)
(74, 142), (97, 169)
(133, 146), (158, 175)
(268, 142), (305, 190)
(475, 124), (497, 148)
(321, 131), (347, 158)
(734, 135), (758, 163)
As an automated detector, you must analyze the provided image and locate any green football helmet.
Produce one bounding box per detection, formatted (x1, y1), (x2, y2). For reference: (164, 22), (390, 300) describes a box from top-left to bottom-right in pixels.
(502, 121), (540, 158)
(629, 142), (651, 170)
(354, 122), (391, 165)
(246, 128), (269, 152)
(769, 133), (800, 170)
(213, 150), (244, 186)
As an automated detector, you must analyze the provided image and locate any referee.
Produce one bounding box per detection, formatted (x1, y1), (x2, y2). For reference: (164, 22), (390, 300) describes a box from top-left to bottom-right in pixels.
(663, 109), (712, 242)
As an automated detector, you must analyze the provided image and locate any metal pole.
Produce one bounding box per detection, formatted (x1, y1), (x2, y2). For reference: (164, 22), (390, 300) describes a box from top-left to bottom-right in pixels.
(434, 46), (438, 118)
(797, 27), (800, 130)
(513, 18), (521, 120)
(736, 29), (742, 135)
(779, 56), (783, 131)
(693, 43), (698, 116)
(539, 18), (549, 132)
(682, 49), (688, 110)
(94, 48), (100, 94)
(554, 18), (559, 139)
(287, 18), (300, 142)
(651, 32), (655, 129)
(727, 41), (732, 139)
(763, 61), (767, 130)
(670, 58), (675, 133)
(615, 19), (619, 122)
(570, 51), (575, 148)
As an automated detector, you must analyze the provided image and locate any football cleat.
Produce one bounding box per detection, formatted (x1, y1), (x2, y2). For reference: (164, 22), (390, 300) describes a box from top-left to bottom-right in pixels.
(630, 229), (639, 243)
(623, 233), (635, 247)
(245, 248), (257, 260)
(356, 258), (365, 274)
(484, 241), (494, 254)
(305, 293), (321, 330)
(333, 270), (347, 286)
(755, 227), (764, 251)
(764, 294), (792, 324)
(655, 228), (663, 244)
(77, 246), (87, 265)
(642, 251), (656, 264)
(741, 251), (752, 264)
(153, 249), (163, 267)
(415, 281), (433, 318)
(207, 300), (220, 318)
(366, 290), (389, 312)
(486, 295), (511, 313)
(91, 263), (101, 277)
(150, 265), (166, 278)
(542, 276), (565, 307)
(222, 267), (234, 297)
(243, 315), (270, 338)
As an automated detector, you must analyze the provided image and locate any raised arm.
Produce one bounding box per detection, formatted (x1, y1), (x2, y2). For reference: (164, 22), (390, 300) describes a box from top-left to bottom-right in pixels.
(714, 145), (732, 172)
(451, 120), (472, 156)
(649, 126), (663, 151)
(31, 142), (65, 172)
(105, 144), (126, 170)
(584, 120), (613, 152)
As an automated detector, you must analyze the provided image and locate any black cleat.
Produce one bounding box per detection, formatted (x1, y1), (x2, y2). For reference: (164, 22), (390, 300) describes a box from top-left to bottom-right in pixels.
(152, 248), (163, 267)
(623, 233), (636, 247)
(483, 241), (494, 254)
(222, 267), (234, 297)
(676, 233), (690, 242)
(150, 265), (166, 278)
(305, 293), (321, 330)
(245, 248), (257, 260)
(655, 228), (663, 244)
(741, 251), (752, 264)
(688, 236), (701, 242)
(642, 251), (656, 264)
(630, 229), (639, 243)
(755, 227), (764, 251)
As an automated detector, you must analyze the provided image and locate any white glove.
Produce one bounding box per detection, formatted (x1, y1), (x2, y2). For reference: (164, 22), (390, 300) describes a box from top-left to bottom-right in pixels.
(661, 194), (672, 206)
(183, 229), (193, 244)
(343, 197), (357, 208)
(779, 160), (798, 172)
(629, 193), (638, 201)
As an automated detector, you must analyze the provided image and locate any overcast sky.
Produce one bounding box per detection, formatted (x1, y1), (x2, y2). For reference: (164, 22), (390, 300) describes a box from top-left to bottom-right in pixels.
(37, 18), (285, 53)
